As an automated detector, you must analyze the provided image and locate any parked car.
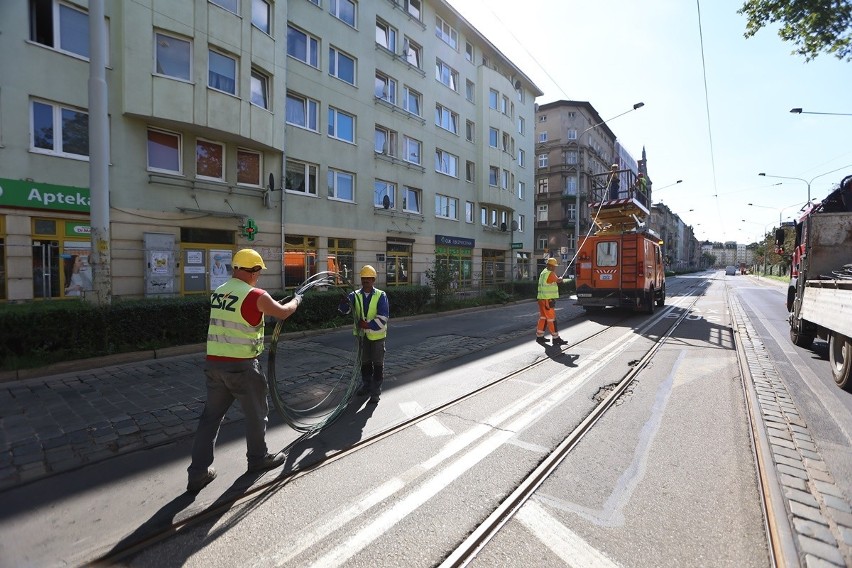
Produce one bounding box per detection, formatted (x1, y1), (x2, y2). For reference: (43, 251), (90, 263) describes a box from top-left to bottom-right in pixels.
(725, 266), (737, 275)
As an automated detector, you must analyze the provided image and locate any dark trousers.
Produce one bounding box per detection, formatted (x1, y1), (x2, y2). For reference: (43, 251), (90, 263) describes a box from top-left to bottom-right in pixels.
(359, 338), (386, 396)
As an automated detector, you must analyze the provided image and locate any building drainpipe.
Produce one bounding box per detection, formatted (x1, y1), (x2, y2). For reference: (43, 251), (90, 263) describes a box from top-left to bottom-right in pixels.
(88, 0), (111, 305)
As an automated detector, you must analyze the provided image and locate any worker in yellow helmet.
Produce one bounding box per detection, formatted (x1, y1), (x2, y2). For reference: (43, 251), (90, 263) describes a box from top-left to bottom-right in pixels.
(187, 248), (302, 492)
(536, 257), (567, 346)
(338, 265), (389, 403)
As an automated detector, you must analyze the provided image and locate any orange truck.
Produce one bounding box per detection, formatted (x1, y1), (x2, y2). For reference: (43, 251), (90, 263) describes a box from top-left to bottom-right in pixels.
(574, 168), (666, 313)
(283, 252), (340, 287)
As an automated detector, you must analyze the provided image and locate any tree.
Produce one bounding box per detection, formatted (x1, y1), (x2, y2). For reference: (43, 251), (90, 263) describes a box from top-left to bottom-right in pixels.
(738, 0), (852, 61)
(424, 259), (454, 310)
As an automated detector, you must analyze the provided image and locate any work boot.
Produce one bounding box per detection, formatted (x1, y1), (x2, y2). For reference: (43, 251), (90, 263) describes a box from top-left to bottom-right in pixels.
(356, 384), (369, 396)
(368, 394), (380, 404)
(552, 337), (568, 346)
(248, 451), (285, 473)
(535, 336), (548, 345)
(187, 467), (217, 492)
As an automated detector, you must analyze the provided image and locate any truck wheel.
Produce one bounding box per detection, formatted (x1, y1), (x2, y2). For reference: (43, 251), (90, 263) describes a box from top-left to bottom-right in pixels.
(645, 288), (655, 315)
(829, 333), (852, 391)
(790, 319), (815, 349)
(655, 284), (665, 307)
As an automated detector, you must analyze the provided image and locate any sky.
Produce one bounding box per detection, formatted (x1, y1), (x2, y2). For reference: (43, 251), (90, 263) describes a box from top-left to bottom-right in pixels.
(448, 0), (852, 244)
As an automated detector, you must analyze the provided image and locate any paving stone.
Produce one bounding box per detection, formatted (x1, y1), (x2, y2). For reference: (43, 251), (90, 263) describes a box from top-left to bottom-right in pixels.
(769, 437), (797, 450)
(797, 440), (818, 453)
(791, 500), (828, 524)
(772, 446), (800, 461)
(810, 469), (835, 483)
(804, 458), (829, 472)
(838, 525), (852, 548)
(779, 474), (809, 492)
(777, 463), (809, 480)
(814, 480), (846, 499)
(822, 494), (852, 515)
(797, 535), (846, 566)
(794, 518), (837, 545)
(804, 554), (844, 568)
(775, 455), (807, 471)
(785, 487), (819, 508)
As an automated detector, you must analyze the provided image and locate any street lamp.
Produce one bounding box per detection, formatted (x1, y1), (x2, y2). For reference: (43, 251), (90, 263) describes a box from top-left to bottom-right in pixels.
(746, 201), (801, 226)
(759, 164), (852, 204)
(573, 102), (645, 262)
(790, 108), (852, 116)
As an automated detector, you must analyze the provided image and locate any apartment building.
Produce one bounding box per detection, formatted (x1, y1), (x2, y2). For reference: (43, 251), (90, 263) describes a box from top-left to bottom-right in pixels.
(0, 0), (541, 302)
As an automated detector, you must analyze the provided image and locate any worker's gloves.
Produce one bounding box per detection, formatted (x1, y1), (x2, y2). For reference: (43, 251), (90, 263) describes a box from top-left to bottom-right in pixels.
(359, 320), (371, 330)
(293, 294), (303, 306)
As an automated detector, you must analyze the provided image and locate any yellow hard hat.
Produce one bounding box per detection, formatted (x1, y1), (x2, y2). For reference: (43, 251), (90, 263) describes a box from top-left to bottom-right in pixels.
(360, 265), (377, 278)
(233, 249), (266, 270)
(547, 257), (558, 267)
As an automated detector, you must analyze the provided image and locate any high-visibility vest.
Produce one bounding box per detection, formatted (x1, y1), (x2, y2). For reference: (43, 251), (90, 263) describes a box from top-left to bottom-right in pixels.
(353, 289), (388, 340)
(206, 279), (265, 358)
(537, 269), (559, 300)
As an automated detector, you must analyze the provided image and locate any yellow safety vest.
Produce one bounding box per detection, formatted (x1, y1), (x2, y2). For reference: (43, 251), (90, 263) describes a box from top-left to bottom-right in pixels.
(206, 279), (265, 359)
(537, 269), (559, 300)
(353, 289), (388, 340)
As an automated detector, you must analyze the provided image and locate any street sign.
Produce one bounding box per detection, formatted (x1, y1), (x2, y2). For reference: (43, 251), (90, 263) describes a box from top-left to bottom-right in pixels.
(511, 242), (523, 249)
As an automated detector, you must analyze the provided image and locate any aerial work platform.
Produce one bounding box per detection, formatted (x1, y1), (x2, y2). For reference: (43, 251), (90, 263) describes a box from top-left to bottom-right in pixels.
(588, 168), (650, 234)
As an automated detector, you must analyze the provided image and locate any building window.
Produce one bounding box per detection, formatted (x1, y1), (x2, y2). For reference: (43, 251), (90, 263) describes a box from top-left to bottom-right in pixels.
(287, 25), (319, 68)
(518, 181), (526, 200)
(328, 107), (355, 143)
(538, 131), (547, 143)
(518, 116), (525, 135)
(465, 201), (474, 223)
(375, 180), (396, 208)
(30, 0), (89, 58)
(286, 92), (319, 131)
(210, 0), (238, 14)
(403, 136), (421, 165)
(435, 104), (459, 134)
(537, 178), (548, 194)
(209, 49), (237, 95)
(465, 120), (475, 142)
(537, 204), (548, 222)
(375, 72), (397, 105)
(518, 214), (525, 232)
(566, 176), (577, 196)
(435, 59), (458, 91)
(147, 128), (181, 173)
(329, 47), (356, 85)
(489, 127), (498, 148)
(489, 166), (498, 186)
(568, 128), (577, 140)
(375, 125), (398, 157)
(538, 153), (548, 168)
(286, 159), (318, 195)
(435, 194), (458, 220)
(435, 149), (458, 177)
(328, 237), (355, 283)
(403, 86), (422, 116)
(406, 0), (421, 20)
(501, 95), (509, 115)
(502, 132), (510, 152)
(465, 79), (475, 102)
(566, 151), (578, 165)
(237, 149), (262, 186)
(403, 186), (422, 214)
(31, 99), (89, 158)
(518, 149), (526, 167)
(328, 168), (355, 201)
(331, 0), (357, 27)
(537, 235), (548, 250)
(465, 42), (473, 62)
(252, 0), (271, 34)
(501, 169), (510, 190)
(403, 37), (422, 69)
(489, 89), (499, 109)
(490, 209), (498, 227)
(481, 207), (487, 225)
(376, 19), (397, 51)
(465, 161), (475, 183)
(155, 32), (191, 81)
(566, 202), (577, 221)
(435, 16), (458, 49)
(196, 139), (225, 181)
(250, 69), (269, 109)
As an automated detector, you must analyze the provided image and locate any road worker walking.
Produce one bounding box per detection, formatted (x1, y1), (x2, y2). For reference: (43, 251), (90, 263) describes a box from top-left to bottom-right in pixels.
(536, 257), (568, 346)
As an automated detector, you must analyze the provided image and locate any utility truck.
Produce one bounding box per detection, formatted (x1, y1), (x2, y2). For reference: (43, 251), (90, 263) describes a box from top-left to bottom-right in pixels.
(574, 168), (665, 313)
(783, 174), (852, 391)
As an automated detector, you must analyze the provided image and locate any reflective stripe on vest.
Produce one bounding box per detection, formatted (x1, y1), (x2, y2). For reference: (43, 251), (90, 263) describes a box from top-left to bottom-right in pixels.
(206, 279), (265, 358)
(537, 268), (559, 300)
(353, 289), (388, 340)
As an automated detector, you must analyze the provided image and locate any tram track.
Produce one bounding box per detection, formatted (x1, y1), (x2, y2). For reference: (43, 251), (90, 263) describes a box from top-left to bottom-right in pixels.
(92, 278), (710, 566)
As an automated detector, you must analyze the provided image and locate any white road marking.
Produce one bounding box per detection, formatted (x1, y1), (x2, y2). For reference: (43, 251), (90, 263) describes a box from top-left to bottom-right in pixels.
(516, 500), (622, 568)
(400, 401), (455, 437)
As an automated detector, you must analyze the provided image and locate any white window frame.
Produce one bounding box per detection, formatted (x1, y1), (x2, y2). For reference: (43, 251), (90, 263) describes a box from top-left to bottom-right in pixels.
(489, 89), (498, 109)
(328, 107), (356, 143)
(537, 235), (548, 250)
(154, 32), (191, 81)
(329, 46), (357, 85)
(518, 215), (525, 232)
(403, 86), (422, 117)
(465, 161), (475, 183)
(376, 19), (397, 52)
(375, 125), (398, 157)
(147, 128), (182, 174)
(489, 166), (498, 187)
(538, 179), (549, 194)
(538, 131), (547, 142)
(488, 127), (498, 148)
(435, 149), (458, 178)
(518, 116), (525, 135)
(538, 153), (548, 168)
(375, 72), (397, 105)
(196, 138), (226, 181)
(406, 0), (421, 21)
(403, 37), (422, 69)
(286, 91), (319, 132)
(435, 59), (458, 91)
(30, 98), (89, 159)
(435, 103), (459, 134)
(210, 0), (238, 15)
(501, 169), (509, 190)
(481, 207), (487, 225)
(237, 148), (262, 187)
(328, 168), (355, 202)
(537, 204), (548, 222)
(465, 120), (475, 142)
(286, 158), (319, 196)
(465, 201), (474, 223)
(465, 79), (475, 102)
(403, 186), (422, 214)
(568, 128), (578, 140)
(208, 49), (237, 95)
(403, 136), (422, 165)
(251, 0), (271, 34)
(465, 42), (474, 63)
(374, 180), (396, 208)
(435, 16), (458, 49)
(518, 149), (526, 167)
(435, 194), (458, 220)
(250, 69), (269, 109)
(330, 0), (357, 28)
(287, 25), (319, 68)
(30, 0), (90, 59)
(518, 181), (526, 200)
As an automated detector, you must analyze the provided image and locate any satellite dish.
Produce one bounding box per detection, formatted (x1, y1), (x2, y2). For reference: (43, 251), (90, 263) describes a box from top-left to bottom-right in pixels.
(511, 220), (519, 231)
(268, 172), (275, 192)
(500, 222), (507, 232)
(382, 195), (390, 209)
(514, 80), (522, 91)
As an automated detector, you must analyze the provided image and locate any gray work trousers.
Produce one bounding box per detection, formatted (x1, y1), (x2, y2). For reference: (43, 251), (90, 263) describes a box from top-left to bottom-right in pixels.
(188, 358), (269, 476)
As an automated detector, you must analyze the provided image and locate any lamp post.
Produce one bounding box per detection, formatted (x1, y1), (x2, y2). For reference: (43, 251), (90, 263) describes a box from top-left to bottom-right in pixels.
(758, 164), (852, 204)
(574, 102), (645, 261)
(790, 108), (852, 116)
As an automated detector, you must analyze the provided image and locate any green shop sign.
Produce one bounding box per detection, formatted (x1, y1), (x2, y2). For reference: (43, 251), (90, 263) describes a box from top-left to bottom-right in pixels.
(0, 177), (91, 213)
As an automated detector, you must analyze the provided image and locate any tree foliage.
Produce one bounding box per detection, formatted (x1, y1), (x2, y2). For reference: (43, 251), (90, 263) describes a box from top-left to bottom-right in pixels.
(738, 0), (852, 61)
